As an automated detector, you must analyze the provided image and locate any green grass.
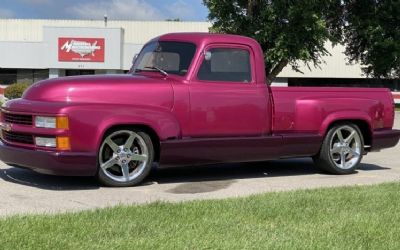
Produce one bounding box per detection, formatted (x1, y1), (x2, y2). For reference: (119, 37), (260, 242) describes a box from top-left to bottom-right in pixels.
(2, 183), (400, 249)
(396, 104), (400, 111)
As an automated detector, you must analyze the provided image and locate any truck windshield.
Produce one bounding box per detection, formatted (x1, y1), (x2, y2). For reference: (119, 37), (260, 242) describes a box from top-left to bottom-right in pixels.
(132, 41), (196, 76)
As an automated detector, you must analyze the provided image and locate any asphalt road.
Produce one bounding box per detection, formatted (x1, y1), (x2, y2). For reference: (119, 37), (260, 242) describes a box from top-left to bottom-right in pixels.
(0, 113), (399, 217)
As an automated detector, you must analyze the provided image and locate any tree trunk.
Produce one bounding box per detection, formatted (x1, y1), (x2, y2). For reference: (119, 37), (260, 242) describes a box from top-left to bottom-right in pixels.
(247, 0), (258, 18)
(267, 59), (289, 84)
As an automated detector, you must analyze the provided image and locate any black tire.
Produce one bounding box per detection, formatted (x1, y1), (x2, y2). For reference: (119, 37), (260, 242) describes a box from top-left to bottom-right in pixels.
(97, 128), (154, 187)
(313, 123), (364, 174)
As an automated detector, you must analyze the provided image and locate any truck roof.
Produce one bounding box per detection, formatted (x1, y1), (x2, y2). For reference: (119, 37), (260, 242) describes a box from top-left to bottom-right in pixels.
(152, 32), (260, 48)
(148, 32), (267, 84)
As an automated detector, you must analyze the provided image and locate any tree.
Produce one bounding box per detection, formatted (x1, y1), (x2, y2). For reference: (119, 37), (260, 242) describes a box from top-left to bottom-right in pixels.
(342, 0), (400, 78)
(203, 0), (343, 82)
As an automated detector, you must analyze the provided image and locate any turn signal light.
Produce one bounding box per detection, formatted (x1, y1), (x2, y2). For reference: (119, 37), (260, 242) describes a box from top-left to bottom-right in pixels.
(56, 136), (70, 150)
(56, 116), (69, 129)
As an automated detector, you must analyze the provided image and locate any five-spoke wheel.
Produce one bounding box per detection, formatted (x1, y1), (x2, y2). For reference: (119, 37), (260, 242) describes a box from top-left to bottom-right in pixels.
(97, 129), (154, 187)
(314, 123), (364, 174)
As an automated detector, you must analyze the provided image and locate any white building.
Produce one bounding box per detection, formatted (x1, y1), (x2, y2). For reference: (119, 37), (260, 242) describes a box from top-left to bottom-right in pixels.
(0, 19), (398, 101)
(0, 19), (209, 83)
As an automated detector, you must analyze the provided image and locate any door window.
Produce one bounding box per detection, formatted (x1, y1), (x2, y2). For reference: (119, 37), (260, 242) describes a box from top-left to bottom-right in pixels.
(197, 48), (252, 83)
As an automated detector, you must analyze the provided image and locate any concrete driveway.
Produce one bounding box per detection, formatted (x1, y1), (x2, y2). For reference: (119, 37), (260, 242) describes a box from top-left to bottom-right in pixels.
(1, 113), (399, 216)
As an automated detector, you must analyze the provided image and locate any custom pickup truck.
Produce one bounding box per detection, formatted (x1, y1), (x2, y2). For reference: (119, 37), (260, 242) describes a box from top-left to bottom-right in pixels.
(1, 33), (399, 187)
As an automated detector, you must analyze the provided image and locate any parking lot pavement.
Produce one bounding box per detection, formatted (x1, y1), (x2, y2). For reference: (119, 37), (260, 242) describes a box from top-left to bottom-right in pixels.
(0, 113), (399, 217)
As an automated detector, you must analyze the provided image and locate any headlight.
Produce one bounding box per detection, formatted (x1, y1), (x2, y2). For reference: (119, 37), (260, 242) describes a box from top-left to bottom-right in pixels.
(35, 136), (70, 150)
(35, 116), (56, 128)
(35, 137), (56, 148)
(35, 116), (69, 129)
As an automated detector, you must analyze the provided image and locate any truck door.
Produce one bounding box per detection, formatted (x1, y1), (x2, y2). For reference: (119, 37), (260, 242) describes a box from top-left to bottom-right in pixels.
(189, 44), (270, 138)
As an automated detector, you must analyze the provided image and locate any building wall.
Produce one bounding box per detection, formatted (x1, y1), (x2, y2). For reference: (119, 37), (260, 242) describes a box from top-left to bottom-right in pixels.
(277, 42), (365, 79)
(0, 41), (46, 68)
(0, 19), (211, 75)
(0, 19), (210, 43)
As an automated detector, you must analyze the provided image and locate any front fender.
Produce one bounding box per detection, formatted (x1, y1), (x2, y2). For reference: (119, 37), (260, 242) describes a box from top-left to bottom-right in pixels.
(62, 104), (181, 152)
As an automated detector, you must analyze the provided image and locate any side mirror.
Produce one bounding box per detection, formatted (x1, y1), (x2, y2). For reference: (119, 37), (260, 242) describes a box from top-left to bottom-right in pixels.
(204, 51), (212, 61)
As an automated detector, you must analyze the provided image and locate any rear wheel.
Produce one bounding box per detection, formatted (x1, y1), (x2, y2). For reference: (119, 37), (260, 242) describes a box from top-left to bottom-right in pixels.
(97, 129), (154, 187)
(313, 123), (363, 174)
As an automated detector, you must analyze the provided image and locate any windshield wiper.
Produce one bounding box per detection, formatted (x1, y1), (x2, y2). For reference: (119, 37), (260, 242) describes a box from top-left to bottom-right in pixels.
(143, 66), (169, 77)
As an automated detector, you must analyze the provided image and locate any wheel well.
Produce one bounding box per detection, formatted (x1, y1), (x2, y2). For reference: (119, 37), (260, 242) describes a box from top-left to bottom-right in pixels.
(101, 124), (161, 162)
(326, 120), (372, 147)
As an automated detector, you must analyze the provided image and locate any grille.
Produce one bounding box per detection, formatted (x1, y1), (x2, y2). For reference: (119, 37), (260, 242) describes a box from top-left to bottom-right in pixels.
(2, 131), (34, 145)
(3, 113), (33, 126)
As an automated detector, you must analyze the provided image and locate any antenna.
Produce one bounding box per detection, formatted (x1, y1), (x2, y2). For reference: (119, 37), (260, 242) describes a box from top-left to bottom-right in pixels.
(104, 13), (108, 27)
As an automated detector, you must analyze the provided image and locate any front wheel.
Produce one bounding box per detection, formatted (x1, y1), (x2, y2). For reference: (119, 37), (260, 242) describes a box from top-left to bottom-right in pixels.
(313, 123), (364, 174)
(97, 129), (154, 187)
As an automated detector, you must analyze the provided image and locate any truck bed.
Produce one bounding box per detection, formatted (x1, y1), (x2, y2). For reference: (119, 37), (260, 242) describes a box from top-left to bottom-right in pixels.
(271, 86), (394, 134)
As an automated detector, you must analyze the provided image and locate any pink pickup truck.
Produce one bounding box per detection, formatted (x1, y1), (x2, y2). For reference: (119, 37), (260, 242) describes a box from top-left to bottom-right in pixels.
(1, 33), (399, 187)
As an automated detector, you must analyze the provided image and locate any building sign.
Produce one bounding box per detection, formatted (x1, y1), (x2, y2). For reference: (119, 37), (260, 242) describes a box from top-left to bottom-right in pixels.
(58, 38), (105, 62)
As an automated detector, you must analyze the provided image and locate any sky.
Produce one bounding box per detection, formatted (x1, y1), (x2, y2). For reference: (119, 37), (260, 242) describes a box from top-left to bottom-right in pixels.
(0, 0), (209, 21)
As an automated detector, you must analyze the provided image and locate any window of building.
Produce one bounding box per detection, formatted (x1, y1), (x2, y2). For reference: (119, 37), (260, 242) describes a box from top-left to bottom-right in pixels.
(0, 69), (17, 85)
(197, 48), (252, 83)
(16, 69), (49, 84)
(65, 70), (95, 76)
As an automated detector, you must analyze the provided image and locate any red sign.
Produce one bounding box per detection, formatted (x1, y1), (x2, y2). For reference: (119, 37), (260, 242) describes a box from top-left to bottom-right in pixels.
(58, 37), (105, 62)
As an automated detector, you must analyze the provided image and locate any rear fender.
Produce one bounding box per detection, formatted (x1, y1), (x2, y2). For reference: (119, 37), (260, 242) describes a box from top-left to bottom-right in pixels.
(292, 98), (376, 135)
(319, 111), (372, 136)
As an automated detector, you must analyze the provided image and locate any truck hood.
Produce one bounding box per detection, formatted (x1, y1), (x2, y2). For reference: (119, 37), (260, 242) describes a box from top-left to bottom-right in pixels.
(22, 74), (174, 109)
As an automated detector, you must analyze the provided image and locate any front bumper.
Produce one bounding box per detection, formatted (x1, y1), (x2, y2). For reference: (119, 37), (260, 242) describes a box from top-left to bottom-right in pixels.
(371, 129), (400, 151)
(0, 140), (97, 176)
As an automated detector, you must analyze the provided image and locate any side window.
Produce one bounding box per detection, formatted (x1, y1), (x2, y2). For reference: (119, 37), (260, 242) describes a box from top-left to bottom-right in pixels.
(197, 48), (252, 83)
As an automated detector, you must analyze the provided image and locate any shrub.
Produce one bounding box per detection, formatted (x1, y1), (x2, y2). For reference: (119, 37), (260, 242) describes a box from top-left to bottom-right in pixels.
(4, 82), (31, 99)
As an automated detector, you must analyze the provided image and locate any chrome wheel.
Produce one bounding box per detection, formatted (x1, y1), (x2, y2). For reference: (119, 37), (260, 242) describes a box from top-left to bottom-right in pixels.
(329, 125), (362, 170)
(99, 130), (149, 183)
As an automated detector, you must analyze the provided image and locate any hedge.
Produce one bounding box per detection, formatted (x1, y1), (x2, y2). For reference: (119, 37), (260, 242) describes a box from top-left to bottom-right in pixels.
(4, 82), (31, 99)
